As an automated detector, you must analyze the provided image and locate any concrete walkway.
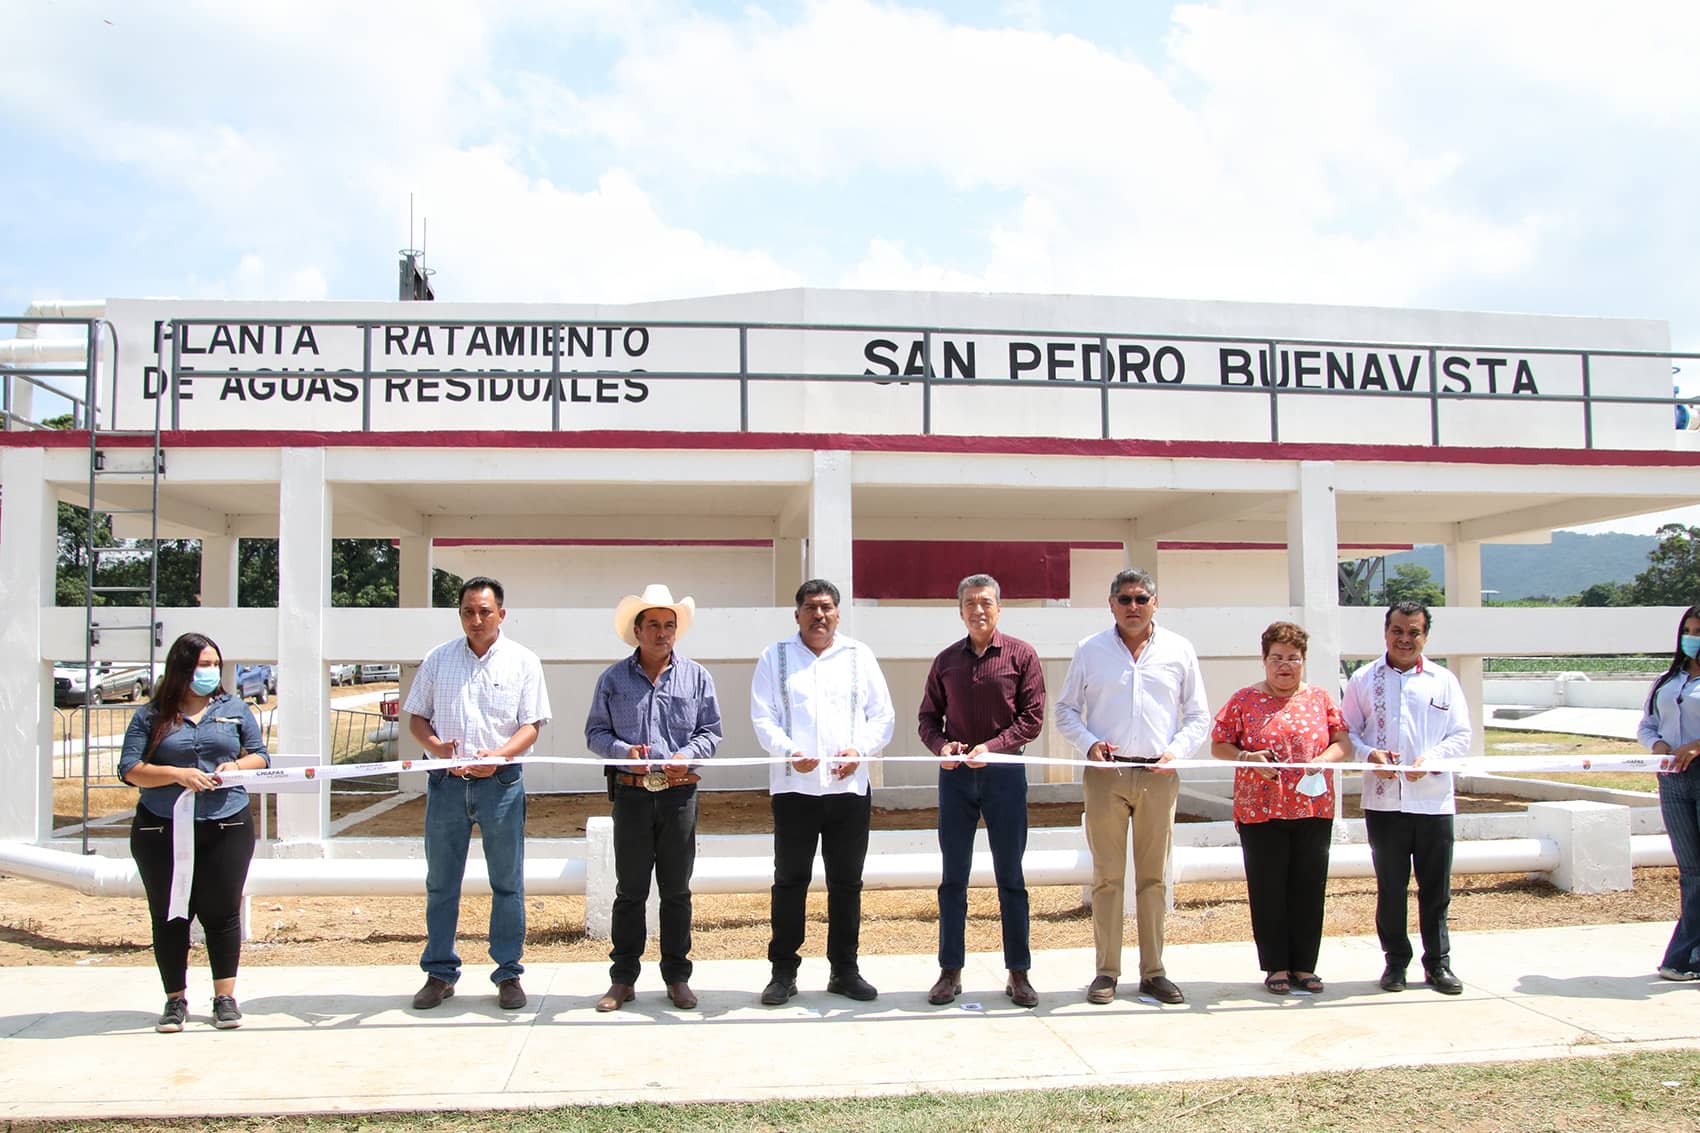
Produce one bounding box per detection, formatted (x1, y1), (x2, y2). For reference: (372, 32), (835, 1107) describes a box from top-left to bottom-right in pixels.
(1, 922), (1696, 1121)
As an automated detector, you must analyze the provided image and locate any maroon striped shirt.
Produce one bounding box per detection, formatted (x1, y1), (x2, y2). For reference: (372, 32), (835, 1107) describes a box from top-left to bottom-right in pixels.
(917, 630), (1046, 755)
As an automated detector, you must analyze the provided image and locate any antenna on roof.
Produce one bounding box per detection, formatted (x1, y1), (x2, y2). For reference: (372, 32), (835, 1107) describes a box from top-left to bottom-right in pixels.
(398, 192), (436, 301)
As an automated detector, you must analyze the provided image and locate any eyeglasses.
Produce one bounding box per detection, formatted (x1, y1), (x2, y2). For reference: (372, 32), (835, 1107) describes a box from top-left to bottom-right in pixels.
(1115, 593), (1153, 606)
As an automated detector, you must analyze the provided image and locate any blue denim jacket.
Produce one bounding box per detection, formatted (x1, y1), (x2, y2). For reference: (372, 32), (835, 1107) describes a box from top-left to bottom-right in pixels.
(118, 692), (270, 820)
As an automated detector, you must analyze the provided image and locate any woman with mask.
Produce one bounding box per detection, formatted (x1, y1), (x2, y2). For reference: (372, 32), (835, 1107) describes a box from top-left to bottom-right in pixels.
(118, 633), (270, 1032)
(1639, 604), (1700, 981)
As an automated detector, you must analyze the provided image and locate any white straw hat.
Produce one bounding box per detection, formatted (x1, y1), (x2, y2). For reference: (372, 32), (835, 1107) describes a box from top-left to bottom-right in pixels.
(613, 584), (696, 648)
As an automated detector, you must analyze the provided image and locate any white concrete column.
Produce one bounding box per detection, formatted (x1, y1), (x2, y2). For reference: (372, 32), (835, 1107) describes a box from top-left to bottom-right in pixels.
(1121, 522), (1159, 590)
(198, 534), (238, 607)
(397, 535), (433, 763)
(773, 537), (804, 605)
(808, 450), (854, 601)
(0, 448), (57, 842)
(275, 448), (331, 846)
(1286, 461), (1345, 838)
(1444, 538), (1486, 756)
(399, 535), (433, 609)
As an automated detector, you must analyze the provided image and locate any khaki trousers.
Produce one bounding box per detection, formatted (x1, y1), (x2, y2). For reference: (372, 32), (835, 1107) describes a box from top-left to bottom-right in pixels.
(1083, 766), (1179, 980)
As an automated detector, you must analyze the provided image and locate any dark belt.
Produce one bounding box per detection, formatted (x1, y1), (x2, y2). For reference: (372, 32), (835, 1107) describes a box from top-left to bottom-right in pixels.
(614, 770), (701, 792)
(1109, 754), (1162, 767)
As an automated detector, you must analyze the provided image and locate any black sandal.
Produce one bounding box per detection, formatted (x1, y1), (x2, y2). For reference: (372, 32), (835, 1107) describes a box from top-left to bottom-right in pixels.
(1263, 973), (1291, 995)
(1294, 973), (1324, 994)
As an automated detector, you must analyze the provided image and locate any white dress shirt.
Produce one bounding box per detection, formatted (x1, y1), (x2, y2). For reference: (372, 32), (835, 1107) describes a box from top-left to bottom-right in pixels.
(1341, 654), (1471, 815)
(751, 632), (896, 797)
(1054, 624), (1211, 762)
(403, 631), (552, 756)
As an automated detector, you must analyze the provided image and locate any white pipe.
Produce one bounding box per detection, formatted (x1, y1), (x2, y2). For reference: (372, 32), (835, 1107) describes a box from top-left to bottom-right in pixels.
(0, 338), (88, 364)
(0, 842), (587, 898)
(1632, 833), (1677, 868)
(0, 834), (1584, 901)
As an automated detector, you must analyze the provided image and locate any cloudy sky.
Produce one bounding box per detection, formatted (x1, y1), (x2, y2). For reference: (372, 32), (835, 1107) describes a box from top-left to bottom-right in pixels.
(4, 0), (1697, 528)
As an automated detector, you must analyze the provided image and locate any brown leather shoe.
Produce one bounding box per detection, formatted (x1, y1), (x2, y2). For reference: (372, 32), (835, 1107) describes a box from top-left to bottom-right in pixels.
(927, 968), (962, 1006)
(666, 981), (698, 1010)
(497, 978), (526, 1010)
(1005, 969), (1038, 1008)
(1086, 975), (1116, 1004)
(412, 976), (454, 1010)
(1139, 975), (1185, 1004)
(596, 982), (635, 1012)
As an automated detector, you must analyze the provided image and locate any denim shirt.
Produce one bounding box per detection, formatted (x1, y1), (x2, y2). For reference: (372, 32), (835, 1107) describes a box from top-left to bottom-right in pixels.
(1639, 669), (1700, 785)
(585, 651), (722, 764)
(118, 692), (270, 820)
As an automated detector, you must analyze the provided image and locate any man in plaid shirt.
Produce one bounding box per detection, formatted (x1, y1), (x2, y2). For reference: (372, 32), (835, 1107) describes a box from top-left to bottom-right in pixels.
(404, 576), (550, 1013)
(585, 584), (722, 1012)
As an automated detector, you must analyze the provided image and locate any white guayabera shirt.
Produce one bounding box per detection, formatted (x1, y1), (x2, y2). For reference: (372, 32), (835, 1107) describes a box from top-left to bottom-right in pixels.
(750, 632), (895, 798)
(1341, 654), (1472, 816)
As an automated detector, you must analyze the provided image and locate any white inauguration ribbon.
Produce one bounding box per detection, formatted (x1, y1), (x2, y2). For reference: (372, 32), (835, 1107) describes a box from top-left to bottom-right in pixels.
(167, 790), (196, 920)
(159, 748), (1676, 920)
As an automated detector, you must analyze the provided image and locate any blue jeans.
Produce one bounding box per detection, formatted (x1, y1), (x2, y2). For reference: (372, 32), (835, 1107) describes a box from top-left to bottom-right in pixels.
(937, 764), (1030, 971)
(1659, 765), (1700, 972)
(422, 768), (527, 984)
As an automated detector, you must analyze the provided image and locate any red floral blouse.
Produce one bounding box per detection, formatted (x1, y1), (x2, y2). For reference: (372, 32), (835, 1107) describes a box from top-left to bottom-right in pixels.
(1211, 684), (1346, 824)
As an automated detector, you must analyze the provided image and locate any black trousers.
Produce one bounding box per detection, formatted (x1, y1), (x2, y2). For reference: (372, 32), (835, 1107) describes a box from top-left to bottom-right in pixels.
(1365, 810), (1454, 969)
(1237, 816), (1332, 974)
(609, 782), (699, 985)
(130, 805), (256, 995)
(768, 790), (871, 978)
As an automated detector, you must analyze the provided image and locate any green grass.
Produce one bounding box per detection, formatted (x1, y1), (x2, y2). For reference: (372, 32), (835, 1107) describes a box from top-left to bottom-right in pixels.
(1484, 655), (1667, 673)
(15, 1051), (1699, 1132)
(1482, 729), (1658, 792)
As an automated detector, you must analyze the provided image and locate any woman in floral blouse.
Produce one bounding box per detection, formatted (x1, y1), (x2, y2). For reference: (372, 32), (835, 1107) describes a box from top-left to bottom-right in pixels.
(1211, 621), (1349, 996)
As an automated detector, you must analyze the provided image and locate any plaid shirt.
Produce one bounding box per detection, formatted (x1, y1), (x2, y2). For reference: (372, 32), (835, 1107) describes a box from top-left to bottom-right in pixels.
(584, 651), (723, 764)
(403, 631), (551, 756)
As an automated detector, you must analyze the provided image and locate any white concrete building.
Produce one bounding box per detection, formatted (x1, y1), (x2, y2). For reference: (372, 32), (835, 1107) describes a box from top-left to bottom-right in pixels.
(3, 288), (1696, 848)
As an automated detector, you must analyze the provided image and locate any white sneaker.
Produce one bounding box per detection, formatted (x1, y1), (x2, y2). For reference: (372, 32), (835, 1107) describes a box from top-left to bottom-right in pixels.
(1657, 966), (1699, 981)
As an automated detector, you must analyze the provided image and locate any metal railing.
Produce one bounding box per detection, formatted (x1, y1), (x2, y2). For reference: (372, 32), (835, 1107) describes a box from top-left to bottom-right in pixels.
(127, 315), (1698, 449)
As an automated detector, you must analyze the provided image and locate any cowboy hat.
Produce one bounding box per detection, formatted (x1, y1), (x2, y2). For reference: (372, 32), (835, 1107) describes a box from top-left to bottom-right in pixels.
(614, 584), (696, 648)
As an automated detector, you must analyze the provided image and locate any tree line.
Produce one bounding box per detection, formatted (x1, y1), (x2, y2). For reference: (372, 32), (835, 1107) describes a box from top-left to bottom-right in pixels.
(1343, 523), (1700, 609)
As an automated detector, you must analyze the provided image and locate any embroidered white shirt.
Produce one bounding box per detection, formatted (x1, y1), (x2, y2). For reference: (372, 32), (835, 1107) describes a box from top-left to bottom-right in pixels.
(1341, 654), (1471, 815)
(751, 632), (895, 797)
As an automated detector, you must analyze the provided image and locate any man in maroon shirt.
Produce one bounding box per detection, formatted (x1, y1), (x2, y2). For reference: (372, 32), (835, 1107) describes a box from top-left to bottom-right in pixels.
(917, 573), (1047, 1007)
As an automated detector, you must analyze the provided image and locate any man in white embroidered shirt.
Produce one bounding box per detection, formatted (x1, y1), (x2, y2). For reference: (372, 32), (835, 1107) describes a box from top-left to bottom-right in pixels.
(750, 578), (896, 1006)
(404, 576), (551, 1013)
(1055, 567), (1209, 1006)
(1342, 600), (1472, 996)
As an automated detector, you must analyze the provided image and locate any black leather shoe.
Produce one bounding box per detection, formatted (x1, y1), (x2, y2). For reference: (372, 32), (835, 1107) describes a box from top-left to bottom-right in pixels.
(826, 971), (879, 1001)
(1379, 964), (1407, 992)
(412, 976), (455, 1010)
(497, 978), (526, 1010)
(1139, 976), (1185, 1004)
(927, 968), (962, 1005)
(760, 975), (798, 1005)
(1424, 963), (1463, 995)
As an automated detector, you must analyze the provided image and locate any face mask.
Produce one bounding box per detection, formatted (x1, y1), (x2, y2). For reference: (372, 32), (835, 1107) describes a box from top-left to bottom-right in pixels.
(190, 667), (221, 695)
(1683, 635), (1700, 660)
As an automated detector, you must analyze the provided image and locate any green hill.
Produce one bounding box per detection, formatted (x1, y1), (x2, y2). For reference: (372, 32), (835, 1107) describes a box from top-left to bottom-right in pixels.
(1382, 531), (1657, 601)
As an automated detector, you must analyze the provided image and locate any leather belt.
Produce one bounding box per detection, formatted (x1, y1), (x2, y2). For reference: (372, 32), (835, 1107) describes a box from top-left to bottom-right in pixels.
(614, 770), (701, 792)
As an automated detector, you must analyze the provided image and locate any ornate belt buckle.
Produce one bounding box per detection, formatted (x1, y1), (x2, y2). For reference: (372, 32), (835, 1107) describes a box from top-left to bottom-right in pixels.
(642, 769), (669, 792)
